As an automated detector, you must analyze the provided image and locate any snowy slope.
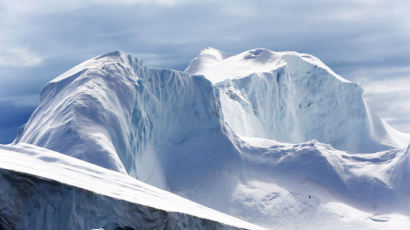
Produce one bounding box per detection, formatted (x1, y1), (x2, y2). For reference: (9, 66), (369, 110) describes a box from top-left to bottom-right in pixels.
(10, 48), (410, 229)
(186, 47), (410, 153)
(0, 143), (262, 230)
(231, 136), (410, 229)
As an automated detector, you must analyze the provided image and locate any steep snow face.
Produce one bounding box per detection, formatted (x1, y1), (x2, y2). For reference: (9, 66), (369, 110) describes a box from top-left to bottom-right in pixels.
(0, 144), (262, 230)
(186, 48), (408, 153)
(14, 51), (240, 190)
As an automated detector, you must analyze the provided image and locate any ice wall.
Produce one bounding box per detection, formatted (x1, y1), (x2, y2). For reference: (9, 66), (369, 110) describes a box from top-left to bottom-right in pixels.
(186, 48), (407, 153)
(14, 51), (240, 191)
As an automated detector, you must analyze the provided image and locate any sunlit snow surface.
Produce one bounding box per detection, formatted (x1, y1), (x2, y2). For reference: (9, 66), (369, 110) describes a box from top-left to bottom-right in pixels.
(4, 48), (410, 229)
(232, 136), (410, 229)
(0, 143), (262, 230)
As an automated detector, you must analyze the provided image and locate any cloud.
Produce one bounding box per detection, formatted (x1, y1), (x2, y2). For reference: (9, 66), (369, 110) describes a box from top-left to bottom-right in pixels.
(362, 78), (410, 95)
(0, 100), (36, 144)
(2, 0), (409, 70)
(359, 77), (410, 132)
(95, 0), (189, 7)
(0, 48), (43, 66)
(0, 0), (188, 15)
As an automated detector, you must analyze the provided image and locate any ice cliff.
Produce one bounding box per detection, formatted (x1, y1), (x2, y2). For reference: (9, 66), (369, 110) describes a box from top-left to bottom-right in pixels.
(186, 47), (410, 153)
(14, 51), (240, 192)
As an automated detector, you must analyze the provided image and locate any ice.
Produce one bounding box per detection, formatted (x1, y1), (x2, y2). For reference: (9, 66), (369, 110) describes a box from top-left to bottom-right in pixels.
(0, 143), (262, 230)
(186, 47), (410, 153)
(227, 136), (410, 229)
(14, 50), (240, 192)
(6, 48), (410, 229)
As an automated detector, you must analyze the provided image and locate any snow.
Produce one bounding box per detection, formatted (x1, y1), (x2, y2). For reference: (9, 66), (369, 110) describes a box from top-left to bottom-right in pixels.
(186, 47), (410, 153)
(232, 181), (410, 230)
(0, 143), (262, 230)
(14, 50), (240, 192)
(231, 137), (410, 229)
(185, 48), (349, 84)
(7, 48), (410, 229)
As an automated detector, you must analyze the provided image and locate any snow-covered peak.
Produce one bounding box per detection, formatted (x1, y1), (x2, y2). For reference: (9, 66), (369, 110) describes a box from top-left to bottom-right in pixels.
(186, 48), (350, 84)
(280, 51), (350, 83)
(50, 50), (128, 84)
(184, 47), (230, 77)
(200, 47), (230, 59)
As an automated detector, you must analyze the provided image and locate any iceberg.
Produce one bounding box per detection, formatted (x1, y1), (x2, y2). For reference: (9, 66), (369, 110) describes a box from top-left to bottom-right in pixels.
(5, 48), (410, 229)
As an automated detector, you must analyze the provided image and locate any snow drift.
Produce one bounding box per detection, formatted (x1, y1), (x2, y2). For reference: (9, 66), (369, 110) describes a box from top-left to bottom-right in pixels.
(9, 48), (410, 229)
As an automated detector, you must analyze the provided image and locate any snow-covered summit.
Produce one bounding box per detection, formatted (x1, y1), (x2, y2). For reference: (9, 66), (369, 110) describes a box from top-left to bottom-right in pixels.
(186, 47), (349, 84)
(184, 47), (232, 78)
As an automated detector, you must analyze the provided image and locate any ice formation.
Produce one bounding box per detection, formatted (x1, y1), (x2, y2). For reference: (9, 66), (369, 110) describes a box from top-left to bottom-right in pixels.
(186, 47), (410, 153)
(2, 48), (410, 229)
(14, 51), (240, 192)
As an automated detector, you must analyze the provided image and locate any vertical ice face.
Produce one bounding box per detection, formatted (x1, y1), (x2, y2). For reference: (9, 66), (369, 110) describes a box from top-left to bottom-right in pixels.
(14, 50), (241, 190)
(186, 48), (406, 153)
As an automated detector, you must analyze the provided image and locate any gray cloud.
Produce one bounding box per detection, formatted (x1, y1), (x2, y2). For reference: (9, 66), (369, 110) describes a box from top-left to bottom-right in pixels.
(0, 0), (410, 142)
(0, 100), (36, 144)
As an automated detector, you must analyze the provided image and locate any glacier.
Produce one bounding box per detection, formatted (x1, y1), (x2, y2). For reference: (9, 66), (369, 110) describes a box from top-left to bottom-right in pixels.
(3, 48), (410, 229)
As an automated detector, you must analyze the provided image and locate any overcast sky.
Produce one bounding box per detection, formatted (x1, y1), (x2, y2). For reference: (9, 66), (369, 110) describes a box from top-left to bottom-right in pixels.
(1, 0), (410, 143)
